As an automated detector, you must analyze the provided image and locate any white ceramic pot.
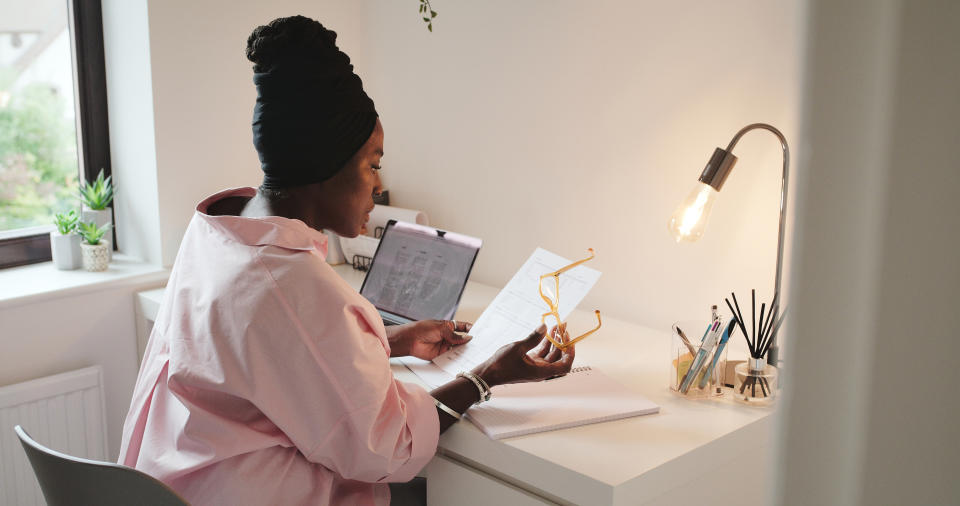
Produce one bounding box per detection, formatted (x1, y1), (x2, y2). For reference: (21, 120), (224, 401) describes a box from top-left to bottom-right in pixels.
(81, 206), (112, 228)
(50, 232), (83, 270)
(81, 239), (111, 272)
(82, 207), (113, 261)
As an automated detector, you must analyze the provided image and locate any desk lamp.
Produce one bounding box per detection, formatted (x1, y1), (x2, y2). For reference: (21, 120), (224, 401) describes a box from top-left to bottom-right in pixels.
(667, 123), (790, 366)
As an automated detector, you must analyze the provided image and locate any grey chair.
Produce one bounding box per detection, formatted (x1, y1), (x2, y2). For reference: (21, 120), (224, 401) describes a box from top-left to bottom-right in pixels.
(15, 425), (189, 506)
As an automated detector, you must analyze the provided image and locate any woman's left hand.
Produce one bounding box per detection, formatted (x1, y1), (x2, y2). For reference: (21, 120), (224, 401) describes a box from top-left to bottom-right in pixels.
(387, 320), (473, 360)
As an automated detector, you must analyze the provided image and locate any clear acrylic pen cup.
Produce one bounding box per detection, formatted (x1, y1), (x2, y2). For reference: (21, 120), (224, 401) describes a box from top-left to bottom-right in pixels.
(670, 320), (728, 399)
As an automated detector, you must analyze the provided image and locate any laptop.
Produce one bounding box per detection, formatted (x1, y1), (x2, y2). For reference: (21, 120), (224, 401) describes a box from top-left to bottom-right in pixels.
(360, 220), (482, 326)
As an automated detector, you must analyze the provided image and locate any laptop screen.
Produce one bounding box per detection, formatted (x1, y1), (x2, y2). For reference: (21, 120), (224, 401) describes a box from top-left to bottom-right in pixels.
(360, 221), (482, 322)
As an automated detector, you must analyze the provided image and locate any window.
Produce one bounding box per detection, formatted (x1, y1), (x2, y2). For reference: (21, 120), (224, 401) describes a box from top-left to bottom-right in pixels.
(0, 0), (111, 269)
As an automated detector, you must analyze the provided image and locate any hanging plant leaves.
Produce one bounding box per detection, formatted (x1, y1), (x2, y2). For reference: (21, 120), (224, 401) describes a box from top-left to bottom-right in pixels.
(416, 0), (437, 31)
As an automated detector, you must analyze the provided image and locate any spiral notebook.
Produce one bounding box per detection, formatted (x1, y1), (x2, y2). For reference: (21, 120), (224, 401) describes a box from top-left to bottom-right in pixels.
(464, 367), (660, 440)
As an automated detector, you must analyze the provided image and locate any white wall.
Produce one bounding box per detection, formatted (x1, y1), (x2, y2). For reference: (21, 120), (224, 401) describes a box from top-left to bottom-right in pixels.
(103, 0), (162, 265)
(776, 1), (960, 504)
(0, 278), (165, 460)
(362, 0), (802, 331)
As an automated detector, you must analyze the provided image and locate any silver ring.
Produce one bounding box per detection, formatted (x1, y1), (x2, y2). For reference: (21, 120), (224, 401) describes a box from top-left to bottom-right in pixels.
(451, 320), (459, 332)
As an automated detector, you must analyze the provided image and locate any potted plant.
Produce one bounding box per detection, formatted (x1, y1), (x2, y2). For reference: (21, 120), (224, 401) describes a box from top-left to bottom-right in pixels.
(79, 169), (114, 260)
(77, 221), (112, 272)
(50, 210), (82, 270)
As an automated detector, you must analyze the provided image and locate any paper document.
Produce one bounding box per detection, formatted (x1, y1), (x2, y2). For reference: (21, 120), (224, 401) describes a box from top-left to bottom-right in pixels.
(430, 247), (601, 376)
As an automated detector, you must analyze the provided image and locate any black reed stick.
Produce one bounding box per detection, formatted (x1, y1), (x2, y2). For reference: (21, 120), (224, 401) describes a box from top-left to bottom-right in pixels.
(758, 302), (778, 356)
(725, 298), (749, 349)
(764, 296), (779, 342)
(731, 293), (752, 355)
(760, 306), (789, 357)
(758, 302), (767, 351)
(751, 289), (757, 355)
(759, 306), (783, 357)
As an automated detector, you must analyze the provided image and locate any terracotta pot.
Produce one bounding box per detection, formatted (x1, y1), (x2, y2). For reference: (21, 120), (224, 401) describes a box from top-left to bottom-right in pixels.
(50, 232), (83, 270)
(81, 239), (111, 272)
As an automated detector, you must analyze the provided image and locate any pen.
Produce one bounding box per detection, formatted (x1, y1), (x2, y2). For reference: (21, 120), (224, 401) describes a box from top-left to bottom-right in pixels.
(698, 319), (737, 389)
(698, 324), (711, 344)
(680, 319), (722, 393)
(678, 322), (713, 390)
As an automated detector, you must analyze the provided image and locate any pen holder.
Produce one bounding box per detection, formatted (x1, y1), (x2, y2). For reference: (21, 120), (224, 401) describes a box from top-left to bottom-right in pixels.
(733, 358), (778, 405)
(670, 320), (728, 399)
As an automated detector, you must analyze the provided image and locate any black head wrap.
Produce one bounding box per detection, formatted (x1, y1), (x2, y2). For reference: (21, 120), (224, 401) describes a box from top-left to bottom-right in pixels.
(247, 16), (378, 189)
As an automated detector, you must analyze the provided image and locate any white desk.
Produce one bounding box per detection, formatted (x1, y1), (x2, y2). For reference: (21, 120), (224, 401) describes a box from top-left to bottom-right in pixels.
(136, 264), (774, 506)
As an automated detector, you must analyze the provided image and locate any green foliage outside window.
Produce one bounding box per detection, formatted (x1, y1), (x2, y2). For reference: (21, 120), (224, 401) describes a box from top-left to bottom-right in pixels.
(0, 69), (80, 231)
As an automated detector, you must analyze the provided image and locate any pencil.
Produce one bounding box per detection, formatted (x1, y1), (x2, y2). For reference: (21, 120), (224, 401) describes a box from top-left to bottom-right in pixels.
(674, 325), (697, 357)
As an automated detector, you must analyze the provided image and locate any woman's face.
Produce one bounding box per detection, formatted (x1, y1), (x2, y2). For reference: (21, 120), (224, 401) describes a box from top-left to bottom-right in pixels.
(316, 118), (384, 238)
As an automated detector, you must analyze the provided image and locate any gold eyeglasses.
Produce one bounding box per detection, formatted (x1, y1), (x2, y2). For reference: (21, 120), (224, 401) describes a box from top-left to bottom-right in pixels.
(538, 248), (602, 350)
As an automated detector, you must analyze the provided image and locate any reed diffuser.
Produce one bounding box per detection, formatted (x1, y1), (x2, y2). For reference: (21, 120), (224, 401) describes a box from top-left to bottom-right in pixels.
(725, 290), (787, 404)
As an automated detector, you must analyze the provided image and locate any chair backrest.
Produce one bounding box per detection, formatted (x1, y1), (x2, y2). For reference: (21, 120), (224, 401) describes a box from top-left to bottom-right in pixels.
(14, 425), (189, 506)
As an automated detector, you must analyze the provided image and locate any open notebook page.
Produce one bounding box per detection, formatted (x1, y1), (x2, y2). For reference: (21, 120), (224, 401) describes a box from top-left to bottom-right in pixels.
(465, 366), (660, 439)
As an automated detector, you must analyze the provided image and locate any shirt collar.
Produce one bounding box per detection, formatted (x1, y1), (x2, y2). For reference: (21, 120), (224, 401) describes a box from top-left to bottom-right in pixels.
(195, 187), (328, 257)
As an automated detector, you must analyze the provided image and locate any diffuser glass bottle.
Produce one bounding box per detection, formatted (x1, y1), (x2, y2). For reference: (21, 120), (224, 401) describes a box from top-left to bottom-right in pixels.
(733, 358), (778, 404)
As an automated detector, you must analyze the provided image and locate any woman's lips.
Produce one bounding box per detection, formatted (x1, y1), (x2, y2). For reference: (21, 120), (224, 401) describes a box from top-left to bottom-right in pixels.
(360, 212), (371, 234)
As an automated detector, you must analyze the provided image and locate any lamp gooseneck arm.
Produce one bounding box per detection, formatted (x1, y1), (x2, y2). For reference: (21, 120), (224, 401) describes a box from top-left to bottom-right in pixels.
(725, 123), (790, 366)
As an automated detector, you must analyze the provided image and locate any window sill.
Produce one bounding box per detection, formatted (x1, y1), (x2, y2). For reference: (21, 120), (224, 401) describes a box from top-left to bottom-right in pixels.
(0, 254), (169, 310)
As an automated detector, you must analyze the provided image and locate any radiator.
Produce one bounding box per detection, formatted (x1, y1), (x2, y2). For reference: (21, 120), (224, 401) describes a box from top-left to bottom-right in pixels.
(0, 366), (109, 506)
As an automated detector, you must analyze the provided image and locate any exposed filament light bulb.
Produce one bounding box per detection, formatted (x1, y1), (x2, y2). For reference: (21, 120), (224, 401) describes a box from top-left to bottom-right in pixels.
(668, 181), (717, 242)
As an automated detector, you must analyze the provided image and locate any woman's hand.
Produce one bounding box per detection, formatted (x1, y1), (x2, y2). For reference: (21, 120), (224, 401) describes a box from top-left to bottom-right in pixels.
(387, 320), (473, 360)
(471, 324), (574, 387)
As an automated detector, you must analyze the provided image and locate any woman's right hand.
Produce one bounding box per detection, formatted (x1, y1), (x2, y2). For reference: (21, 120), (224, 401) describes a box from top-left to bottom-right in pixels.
(472, 324), (575, 387)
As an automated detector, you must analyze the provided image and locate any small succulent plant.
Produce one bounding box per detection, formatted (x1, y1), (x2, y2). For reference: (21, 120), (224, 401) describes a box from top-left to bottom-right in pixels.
(79, 169), (114, 210)
(53, 210), (79, 235)
(77, 220), (111, 246)
(418, 0), (437, 32)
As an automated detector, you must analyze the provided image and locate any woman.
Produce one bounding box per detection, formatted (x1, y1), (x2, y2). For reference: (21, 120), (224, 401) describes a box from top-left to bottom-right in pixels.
(118, 15), (574, 506)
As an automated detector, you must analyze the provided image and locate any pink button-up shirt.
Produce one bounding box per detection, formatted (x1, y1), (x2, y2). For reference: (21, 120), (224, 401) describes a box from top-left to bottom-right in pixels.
(119, 188), (439, 505)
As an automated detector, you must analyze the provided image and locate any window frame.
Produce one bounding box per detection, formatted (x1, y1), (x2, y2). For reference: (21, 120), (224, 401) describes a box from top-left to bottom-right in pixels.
(0, 0), (113, 269)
